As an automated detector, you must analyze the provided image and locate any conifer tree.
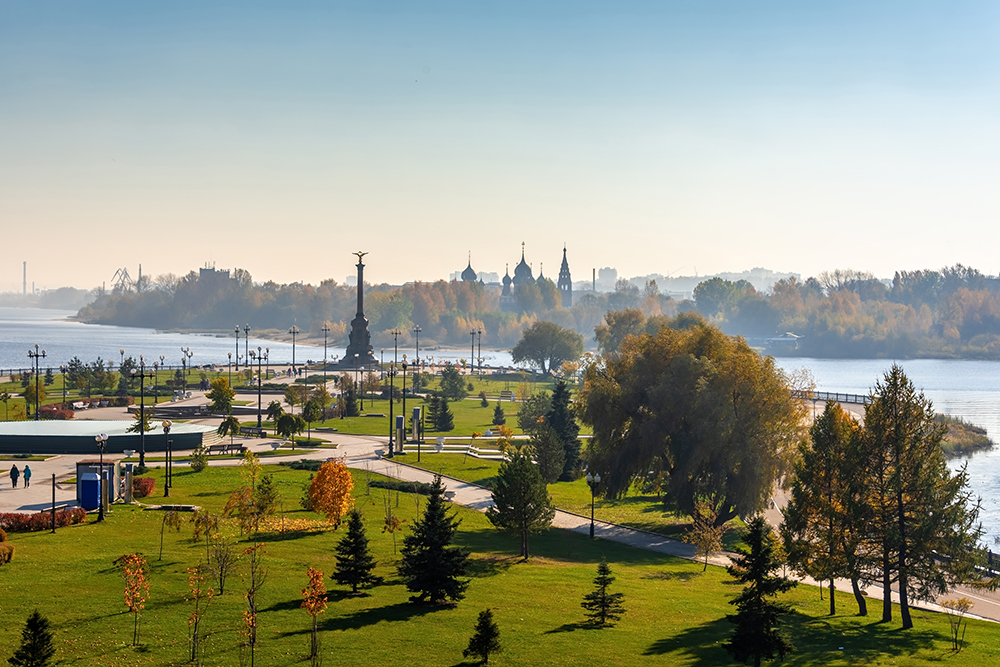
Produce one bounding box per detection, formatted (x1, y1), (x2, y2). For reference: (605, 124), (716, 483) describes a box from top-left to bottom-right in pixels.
(343, 384), (359, 417)
(486, 447), (555, 558)
(546, 380), (581, 480)
(427, 394), (441, 427)
(862, 365), (983, 629)
(530, 426), (565, 485)
(492, 402), (506, 426)
(8, 609), (55, 667)
(724, 516), (796, 667)
(463, 609), (501, 665)
(436, 396), (455, 432)
(581, 557), (626, 627)
(333, 510), (383, 593)
(397, 474), (469, 604)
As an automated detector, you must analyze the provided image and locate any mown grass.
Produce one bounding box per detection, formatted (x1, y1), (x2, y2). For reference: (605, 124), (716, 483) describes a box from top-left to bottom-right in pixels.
(0, 464), (993, 666)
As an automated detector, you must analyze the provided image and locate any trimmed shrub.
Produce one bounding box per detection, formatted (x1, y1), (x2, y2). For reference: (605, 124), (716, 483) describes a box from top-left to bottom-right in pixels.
(132, 476), (155, 498)
(368, 479), (434, 496)
(278, 459), (323, 471)
(0, 527), (6, 541)
(0, 543), (14, 565)
(0, 508), (86, 533)
(113, 396), (135, 407)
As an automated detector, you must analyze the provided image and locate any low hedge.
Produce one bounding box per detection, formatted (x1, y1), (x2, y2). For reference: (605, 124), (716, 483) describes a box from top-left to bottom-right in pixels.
(278, 460), (323, 471)
(368, 479), (434, 496)
(0, 507), (87, 533)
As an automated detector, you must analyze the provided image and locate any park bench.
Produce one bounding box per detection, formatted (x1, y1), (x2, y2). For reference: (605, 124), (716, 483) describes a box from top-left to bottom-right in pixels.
(207, 443), (248, 456)
(239, 426), (266, 438)
(498, 390), (515, 402)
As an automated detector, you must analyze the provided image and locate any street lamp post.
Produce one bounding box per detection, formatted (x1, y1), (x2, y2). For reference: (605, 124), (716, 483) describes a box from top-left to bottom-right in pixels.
(120, 349), (125, 368)
(354, 353), (362, 411)
(387, 363), (395, 458)
(402, 359), (408, 450)
(257, 347), (264, 427)
(131, 363), (153, 469)
(469, 330), (476, 377)
(180, 348), (187, 380)
(60, 365), (67, 405)
(477, 328), (483, 374)
(412, 325), (421, 366)
(152, 362), (159, 404)
(228, 353), (232, 386)
(586, 472), (601, 538)
(244, 324), (251, 371)
(96, 433), (108, 521)
(28, 344), (46, 420)
(289, 325), (300, 376)
(186, 349), (193, 378)
(321, 323), (331, 386)
(162, 420), (173, 497)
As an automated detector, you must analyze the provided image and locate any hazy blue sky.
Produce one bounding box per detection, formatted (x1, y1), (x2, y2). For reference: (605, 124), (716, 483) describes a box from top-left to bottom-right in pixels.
(3, 1), (1000, 290)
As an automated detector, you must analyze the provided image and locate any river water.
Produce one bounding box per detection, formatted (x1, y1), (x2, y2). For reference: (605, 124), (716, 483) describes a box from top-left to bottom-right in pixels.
(1, 309), (997, 538)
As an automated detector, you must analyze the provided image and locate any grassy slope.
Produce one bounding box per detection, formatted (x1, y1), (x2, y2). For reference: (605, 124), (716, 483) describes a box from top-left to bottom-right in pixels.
(0, 464), (995, 666)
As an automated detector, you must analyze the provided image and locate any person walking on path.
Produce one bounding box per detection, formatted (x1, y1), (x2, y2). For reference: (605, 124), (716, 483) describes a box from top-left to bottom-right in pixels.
(9, 464), (19, 488)
(22, 465), (31, 488)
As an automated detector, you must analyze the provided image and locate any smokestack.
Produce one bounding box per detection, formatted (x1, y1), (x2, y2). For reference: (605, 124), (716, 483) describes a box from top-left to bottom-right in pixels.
(138, 264), (142, 292)
(23, 261), (26, 296)
(592, 268), (596, 292)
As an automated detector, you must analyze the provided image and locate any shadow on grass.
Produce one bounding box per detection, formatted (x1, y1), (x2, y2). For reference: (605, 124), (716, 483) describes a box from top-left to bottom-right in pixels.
(456, 527), (687, 568)
(545, 621), (598, 634)
(466, 555), (519, 578)
(642, 569), (706, 581)
(266, 589), (360, 613)
(318, 601), (440, 634)
(644, 611), (945, 666)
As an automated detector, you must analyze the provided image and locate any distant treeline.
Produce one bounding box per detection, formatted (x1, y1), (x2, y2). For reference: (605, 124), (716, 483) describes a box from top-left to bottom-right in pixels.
(78, 263), (1000, 359)
(691, 264), (1000, 358)
(76, 269), (678, 351)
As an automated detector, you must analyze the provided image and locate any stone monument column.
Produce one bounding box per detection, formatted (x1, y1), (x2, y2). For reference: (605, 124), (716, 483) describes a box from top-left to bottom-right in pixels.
(344, 252), (377, 365)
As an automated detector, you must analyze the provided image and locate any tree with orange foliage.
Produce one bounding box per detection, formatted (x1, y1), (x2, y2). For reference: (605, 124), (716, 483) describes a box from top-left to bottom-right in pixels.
(301, 566), (327, 665)
(307, 458), (355, 525)
(115, 553), (150, 646)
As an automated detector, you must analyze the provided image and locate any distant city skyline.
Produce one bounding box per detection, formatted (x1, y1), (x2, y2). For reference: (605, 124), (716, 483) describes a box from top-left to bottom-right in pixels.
(4, 2), (1000, 290)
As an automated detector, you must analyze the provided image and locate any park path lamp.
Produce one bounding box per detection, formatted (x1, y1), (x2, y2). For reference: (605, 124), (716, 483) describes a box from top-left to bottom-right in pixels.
(120, 349), (125, 368)
(412, 325), (421, 366)
(586, 472), (601, 538)
(402, 358), (408, 446)
(132, 362), (153, 469)
(321, 323), (331, 386)
(180, 348), (187, 380)
(289, 325), (300, 375)
(469, 330), (477, 376)
(159, 355), (165, 391)
(354, 353), (361, 411)
(162, 420), (173, 497)
(28, 344), (46, 420)
(243, 324), (251, 370)
(96, 432), (109, 521)
(387, 363), (396, 458)
(228, 353), (232, 386)
(185, 349), (193, 378)
(256, 347), (265, 427)
(152, 362), (159, 404)
(234, 325), (241, 370)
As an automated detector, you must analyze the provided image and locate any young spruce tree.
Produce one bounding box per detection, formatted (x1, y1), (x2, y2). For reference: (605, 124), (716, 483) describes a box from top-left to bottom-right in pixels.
(397, 473), (469, 604)
(486, 447), (555, 559)
(492, 402), (506, 426)
(436, 396), (455, 432)
(581, 557), (626, 627)
(724, 516), (796, 667)
(463, 608), (502, 665)
(9, 609), (56, 667)
(546, 380), (581, 480)
(333, 510), (383, 593)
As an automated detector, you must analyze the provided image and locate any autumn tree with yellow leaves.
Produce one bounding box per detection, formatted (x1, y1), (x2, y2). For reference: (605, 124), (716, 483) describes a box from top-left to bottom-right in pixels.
(308, 459), (355, 525)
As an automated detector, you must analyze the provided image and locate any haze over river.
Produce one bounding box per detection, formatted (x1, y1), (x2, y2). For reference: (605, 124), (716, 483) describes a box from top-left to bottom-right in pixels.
(2, 308), (998, 540)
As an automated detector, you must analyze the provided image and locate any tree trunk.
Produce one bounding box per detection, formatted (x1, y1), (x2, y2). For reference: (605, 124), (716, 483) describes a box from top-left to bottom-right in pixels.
(898, 489), (912, 629)
(521, 530), (529, 560)
(829, 579), (836, 615)
(850, 577), (867, 616)
(881, 545), (892, 623)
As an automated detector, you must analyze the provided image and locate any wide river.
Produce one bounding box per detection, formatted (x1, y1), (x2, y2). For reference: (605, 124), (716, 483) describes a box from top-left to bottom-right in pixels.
(1, 308), (998, 539)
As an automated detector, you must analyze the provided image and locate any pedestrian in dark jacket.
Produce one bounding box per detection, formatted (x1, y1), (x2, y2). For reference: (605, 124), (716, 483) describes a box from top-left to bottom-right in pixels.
(10, 464), (19, 488)
(22, 465), (31, 488)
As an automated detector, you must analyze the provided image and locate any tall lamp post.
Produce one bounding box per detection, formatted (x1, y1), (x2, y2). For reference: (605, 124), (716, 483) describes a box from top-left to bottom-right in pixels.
(321, 323), (331, 386)
(131, 362), (153, 469)
(162, 420), (173, 497)
(59, 365), (67, 405)
(469, 330), (476, 377)
(185, 349), (193, 378)
(159, 355), (165, 394)
(387, 363), (395, 458)
(28, 344), (46, 420)
(152, 362), (159, 404)
(96, 432), (108, 521)
(402, 358), (408, 447)
(120, 349), (125, 368)
(255, 347), (264, 427)
(586, 472), (601, 538)
(289, 325), (300, 375)
(354, 353), (361, 411)
(228, 352), (232, 386)
(234, 325), (241, 371)
(476, 328), (483, 374)
(180, 348), (187, 380)
(243, 324), (251, 371)
(412, 325), (421, 366)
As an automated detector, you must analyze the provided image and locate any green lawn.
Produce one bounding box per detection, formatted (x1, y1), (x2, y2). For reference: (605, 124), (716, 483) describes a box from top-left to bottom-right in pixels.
(401, 453), (743, 545)
(0, 464), (992, 666)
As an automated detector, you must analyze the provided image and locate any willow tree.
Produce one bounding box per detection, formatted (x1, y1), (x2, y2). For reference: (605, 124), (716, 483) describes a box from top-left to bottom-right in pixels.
(579, 317), (803, 524)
